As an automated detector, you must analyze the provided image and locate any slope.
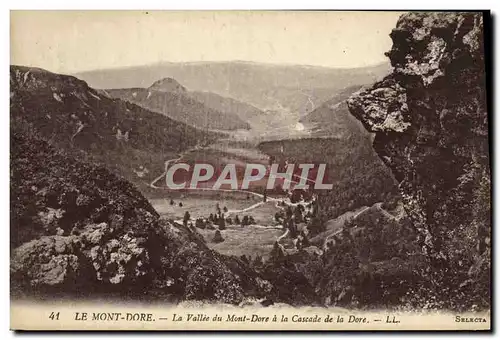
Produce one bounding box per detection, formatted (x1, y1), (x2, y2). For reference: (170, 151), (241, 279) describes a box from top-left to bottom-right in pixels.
(106, 77), (251, 131)
(10, 66), (219, 188)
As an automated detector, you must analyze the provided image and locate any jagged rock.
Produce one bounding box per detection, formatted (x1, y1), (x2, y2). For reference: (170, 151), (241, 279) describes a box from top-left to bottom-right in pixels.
(11, 221), (150, 288)
(347, 12), (490, 309)
(347, 12), (490, 263)
(10, 127), (265, 304)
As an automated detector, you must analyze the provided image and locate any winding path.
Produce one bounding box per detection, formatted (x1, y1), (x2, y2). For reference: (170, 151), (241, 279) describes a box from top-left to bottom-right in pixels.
(322, 205), (371, 250)
(321, 203), (399, 250)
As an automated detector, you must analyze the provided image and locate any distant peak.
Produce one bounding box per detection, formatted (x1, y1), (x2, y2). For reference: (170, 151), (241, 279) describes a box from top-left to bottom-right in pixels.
(148, 77), (186, 93)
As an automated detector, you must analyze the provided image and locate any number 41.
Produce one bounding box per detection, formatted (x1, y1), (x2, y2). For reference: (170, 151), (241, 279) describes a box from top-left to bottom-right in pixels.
(49, 312), (60, 320)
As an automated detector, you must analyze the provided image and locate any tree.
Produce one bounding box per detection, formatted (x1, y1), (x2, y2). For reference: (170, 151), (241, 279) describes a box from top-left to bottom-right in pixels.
(269, 241), (285, 262)
(218, 216), (226, 230)
(248, 216), (256, 225)
(294, 206), (303, 223)
(183, 211), (191, 227)
(178, 202), (183, 207)
(288, 219), (298, 238)
(223, 206), (228, 213)
(307, 216), (322, 236)
(209, 213), (215, 222)
(234, 215), (240, 225)
(213, 230), (224, 243)
(169, 199), (174, 205)
(274, 212), (282, 222)
(195, 218), (206, 229)
(263, 191), (267, 202)
(253, 255), (264, 267)
(301, 230), (310, 248)
(296, 238), (302, 250)
(242, 215), (249, 226)
(282, 218), (289, 230)
(290, 189), (302, 203)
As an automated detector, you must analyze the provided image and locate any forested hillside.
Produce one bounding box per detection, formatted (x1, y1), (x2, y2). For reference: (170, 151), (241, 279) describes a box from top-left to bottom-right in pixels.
(10, 66), (218, 186)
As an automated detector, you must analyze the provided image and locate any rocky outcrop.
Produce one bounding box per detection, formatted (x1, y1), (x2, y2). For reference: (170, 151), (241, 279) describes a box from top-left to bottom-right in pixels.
(10, 126), (265, 304)
(348, 12), (489, 284)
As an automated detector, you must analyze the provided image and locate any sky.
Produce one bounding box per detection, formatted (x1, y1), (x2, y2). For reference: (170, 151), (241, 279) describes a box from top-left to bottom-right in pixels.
(11, 11), (403, 73)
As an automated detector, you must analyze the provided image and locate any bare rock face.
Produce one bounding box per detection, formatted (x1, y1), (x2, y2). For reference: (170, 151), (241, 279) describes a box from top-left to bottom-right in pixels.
(11, 223), (149, 287)
(348, 12), (490, 270)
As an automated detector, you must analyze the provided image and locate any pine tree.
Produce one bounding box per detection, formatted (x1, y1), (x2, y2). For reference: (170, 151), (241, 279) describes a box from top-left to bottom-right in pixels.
(294, 206), (303, 223)
(270, 241), (285, 262)
(301, 230), (310, 247)
(253, 255), (264, 267)
(183, 211), (190, 227)
(218, 216), (226, 230)
(288, 219), (298, 238)
(213, 230), (224, 243)
(274, 212), (282, 222)
(242, 215), (249, 226)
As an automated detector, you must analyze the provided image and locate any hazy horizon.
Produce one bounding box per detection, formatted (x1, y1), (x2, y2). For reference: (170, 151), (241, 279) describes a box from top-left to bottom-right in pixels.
(11, 11), (403, 74)
(74, 58), (391, 75)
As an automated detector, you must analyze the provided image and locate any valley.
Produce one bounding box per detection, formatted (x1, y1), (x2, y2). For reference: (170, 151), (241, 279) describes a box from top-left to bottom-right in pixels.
(9, 11), (491, 319)
(10, 61), (400, 307)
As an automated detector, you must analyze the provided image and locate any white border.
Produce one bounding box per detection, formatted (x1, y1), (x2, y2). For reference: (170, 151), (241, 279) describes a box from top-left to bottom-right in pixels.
(2, 2), (498, 339)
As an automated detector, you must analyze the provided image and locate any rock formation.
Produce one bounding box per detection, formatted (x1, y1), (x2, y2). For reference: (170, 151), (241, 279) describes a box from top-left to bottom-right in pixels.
(348, 12), (490, 302)
(10, 126), (266, 304)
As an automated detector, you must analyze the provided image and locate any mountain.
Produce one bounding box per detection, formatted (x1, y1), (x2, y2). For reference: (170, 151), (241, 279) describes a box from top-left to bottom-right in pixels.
(189, 90), (267, 128)
(9, 65), (312, 306)
(10, 66), (219, 187)
(106, 78), (251, 131)
(299, 85), (366, 137)
(149, 77), (187, 92)
(75, 61), (392, 115)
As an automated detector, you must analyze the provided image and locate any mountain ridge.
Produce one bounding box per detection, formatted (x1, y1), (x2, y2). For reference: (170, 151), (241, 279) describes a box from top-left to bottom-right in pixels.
(10, 65), (218, 188)
(75, 60), (391, 115)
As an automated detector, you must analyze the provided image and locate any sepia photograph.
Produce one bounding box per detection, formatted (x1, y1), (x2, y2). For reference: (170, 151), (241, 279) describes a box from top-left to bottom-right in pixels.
(9, 10), (491, 331)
